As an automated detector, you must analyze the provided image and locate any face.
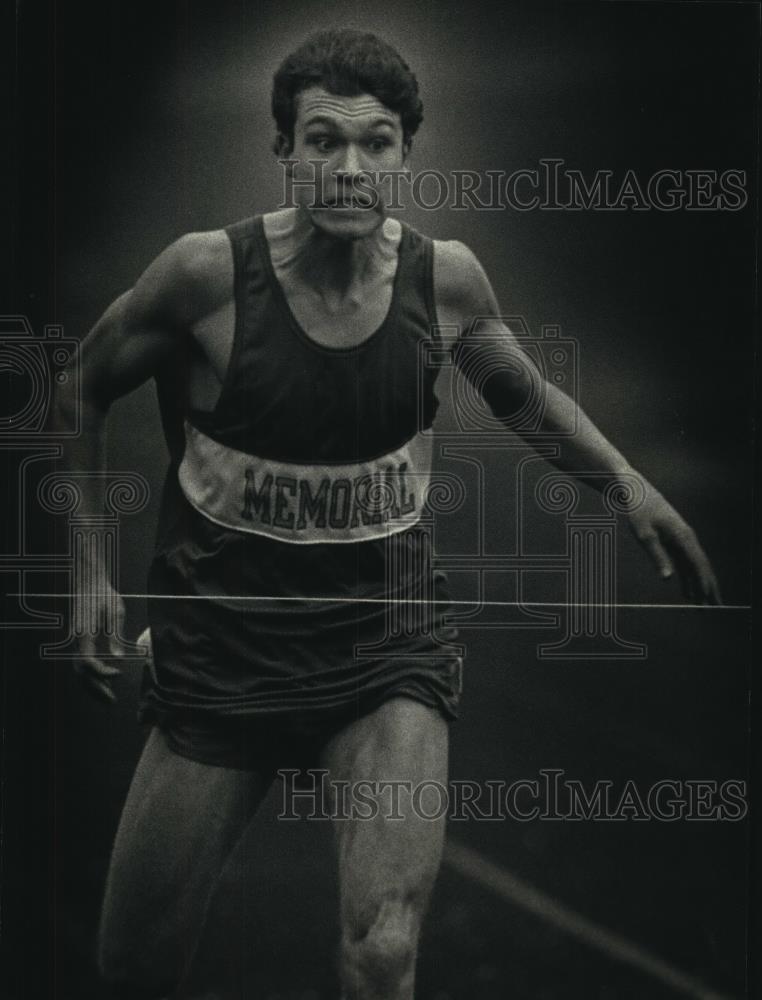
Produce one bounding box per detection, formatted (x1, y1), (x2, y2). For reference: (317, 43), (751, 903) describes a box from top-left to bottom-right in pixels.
(281, 86), (408, 239)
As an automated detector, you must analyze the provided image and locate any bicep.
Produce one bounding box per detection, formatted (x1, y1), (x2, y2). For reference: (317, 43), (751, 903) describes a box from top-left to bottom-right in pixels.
(77, 240), (194, 410)
(78, 292), (176, 410)
(438, 242), (541, 403)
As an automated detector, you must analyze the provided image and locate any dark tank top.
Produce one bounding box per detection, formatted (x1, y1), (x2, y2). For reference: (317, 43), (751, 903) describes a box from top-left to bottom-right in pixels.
(140, 215), (462, 723)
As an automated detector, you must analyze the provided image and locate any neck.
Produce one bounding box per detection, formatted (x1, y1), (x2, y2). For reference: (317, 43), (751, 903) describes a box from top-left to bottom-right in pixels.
(276, 207), (397, 296)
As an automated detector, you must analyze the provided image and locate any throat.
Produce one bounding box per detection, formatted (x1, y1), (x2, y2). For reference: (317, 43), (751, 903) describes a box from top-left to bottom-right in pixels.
(265, 211), (403, 347)
(284, 272), (396, 347)
(300, 229), (393, 296)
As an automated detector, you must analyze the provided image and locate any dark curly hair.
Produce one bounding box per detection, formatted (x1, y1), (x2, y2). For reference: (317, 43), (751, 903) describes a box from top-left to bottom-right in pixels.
(271, 29), (424, 153)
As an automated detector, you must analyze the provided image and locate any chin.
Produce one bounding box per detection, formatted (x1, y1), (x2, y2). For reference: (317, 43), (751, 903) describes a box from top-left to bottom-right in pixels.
(308, 207), (383, 240)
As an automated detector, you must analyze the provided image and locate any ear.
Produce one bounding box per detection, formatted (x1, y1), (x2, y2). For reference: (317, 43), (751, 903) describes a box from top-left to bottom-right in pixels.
(273, 132), (293, 159)
(401, 139), (412, 166)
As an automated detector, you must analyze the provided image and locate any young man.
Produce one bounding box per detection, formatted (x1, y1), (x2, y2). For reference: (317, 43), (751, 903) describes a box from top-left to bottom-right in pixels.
(58, 28), (720, 1000)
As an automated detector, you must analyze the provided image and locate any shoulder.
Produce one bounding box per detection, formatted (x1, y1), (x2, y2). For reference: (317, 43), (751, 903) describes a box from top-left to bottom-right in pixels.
(129, 228), (233, 328)
(164, 228), (232, 295)
(432, 238), (498, 321)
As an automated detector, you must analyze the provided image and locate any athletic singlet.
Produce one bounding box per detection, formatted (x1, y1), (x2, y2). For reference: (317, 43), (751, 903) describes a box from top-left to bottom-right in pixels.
(139, 215), (463, 723)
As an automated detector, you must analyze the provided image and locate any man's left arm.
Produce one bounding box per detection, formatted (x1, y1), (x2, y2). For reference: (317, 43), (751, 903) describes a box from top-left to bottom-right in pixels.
(433, 240), (721, 605)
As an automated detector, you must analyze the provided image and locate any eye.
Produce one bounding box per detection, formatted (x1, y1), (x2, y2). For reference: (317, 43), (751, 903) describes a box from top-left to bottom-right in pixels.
(367, 137), (392, 153)
(307, 134), (338, 153)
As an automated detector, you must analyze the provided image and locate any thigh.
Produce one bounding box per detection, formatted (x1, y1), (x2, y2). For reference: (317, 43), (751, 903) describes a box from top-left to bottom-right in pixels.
(99, 726), (273, 982)
(319, 697), (449, 935)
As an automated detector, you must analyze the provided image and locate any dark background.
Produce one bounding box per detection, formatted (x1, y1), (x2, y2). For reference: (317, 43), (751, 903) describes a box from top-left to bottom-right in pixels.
(2, 1), (758, 998)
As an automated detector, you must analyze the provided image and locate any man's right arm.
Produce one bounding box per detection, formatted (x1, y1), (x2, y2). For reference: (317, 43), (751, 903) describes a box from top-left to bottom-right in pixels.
(55, 233), (211, 699)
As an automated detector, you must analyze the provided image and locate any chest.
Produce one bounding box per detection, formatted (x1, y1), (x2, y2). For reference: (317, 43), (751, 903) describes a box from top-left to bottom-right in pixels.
(187, 259), (400, 409)
(274, 267), (396, 348)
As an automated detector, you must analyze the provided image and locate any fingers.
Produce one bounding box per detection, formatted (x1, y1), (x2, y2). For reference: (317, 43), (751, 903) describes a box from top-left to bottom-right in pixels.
(680, 552), (722, 606)
(73, 585), (131, 703)
(108, 596), (127, 656)
(78, 633), (122, 675)
(664, 529), (722, 606)
(74, 659), (118, 704)
(674, 559), (698, 604)
(638, 521), (723, 606)
(640, 533), (676, 582)
(136, 626), (153, 662)
(76, 633), (122, 704)
(706, 572), (723, 606)
(73, 657), (119, 703)
(81, 655), (122, 679)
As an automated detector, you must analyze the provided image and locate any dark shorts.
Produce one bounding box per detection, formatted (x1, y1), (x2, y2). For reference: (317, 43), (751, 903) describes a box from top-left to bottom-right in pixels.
(156, 687), (456, 776)
(144, 504), (464, 724)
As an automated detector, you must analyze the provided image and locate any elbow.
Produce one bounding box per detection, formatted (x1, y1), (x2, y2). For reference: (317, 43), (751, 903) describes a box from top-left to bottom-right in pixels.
(54, 371), (110, 432)
(457, 341), (543, 426)
(53, 372), (78, 431)
(481, 369), (540, 426)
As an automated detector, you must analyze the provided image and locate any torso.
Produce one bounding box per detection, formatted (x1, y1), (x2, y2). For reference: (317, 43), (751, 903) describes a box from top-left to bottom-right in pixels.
(183, 209), (461, 413)
(144, 208), (465, 721)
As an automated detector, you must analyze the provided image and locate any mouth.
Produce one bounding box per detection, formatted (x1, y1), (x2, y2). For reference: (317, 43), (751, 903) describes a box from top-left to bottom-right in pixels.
(315, 196), (376, 210)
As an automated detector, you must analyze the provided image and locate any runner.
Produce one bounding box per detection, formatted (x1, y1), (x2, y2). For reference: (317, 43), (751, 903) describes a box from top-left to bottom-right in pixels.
(57, 28), (720, 1000)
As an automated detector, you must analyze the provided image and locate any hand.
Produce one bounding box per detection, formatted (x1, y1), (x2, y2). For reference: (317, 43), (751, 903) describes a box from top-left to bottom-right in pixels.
(135, 626), (153, 669)
(73, 577), (126, 703)
(626, 484), (721, 605)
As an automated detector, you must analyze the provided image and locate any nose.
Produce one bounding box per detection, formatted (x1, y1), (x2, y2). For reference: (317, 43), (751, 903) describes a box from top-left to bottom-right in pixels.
(334, 142), (363, 178)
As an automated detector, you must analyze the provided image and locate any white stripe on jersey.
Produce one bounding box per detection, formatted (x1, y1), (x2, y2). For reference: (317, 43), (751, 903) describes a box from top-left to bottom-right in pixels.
(178, 421), (433, 544)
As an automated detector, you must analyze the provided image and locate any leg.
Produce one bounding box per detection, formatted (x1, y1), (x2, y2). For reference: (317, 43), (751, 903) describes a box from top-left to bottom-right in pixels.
(98, 726), (273, 999)
(319, 697), (449, 1000)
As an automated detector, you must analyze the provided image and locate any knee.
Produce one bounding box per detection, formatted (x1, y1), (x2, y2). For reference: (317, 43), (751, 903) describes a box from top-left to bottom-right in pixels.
(340, 898), (419, 999)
